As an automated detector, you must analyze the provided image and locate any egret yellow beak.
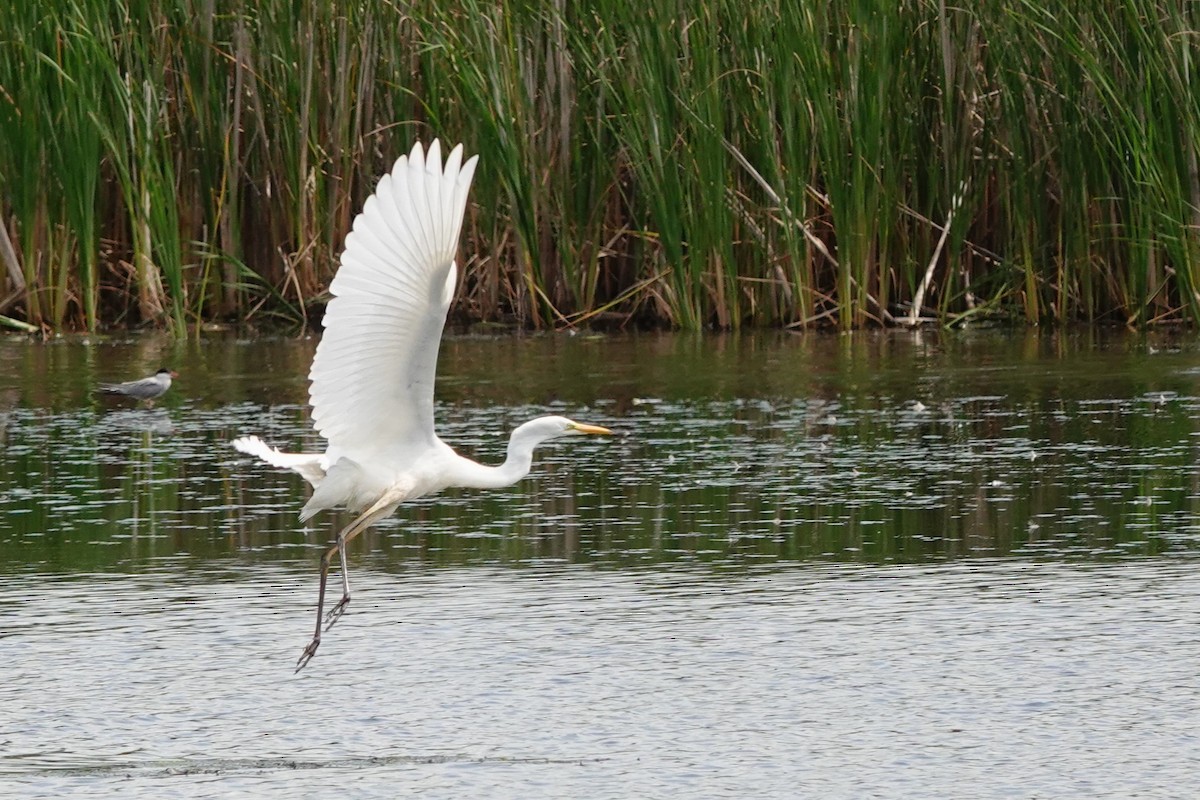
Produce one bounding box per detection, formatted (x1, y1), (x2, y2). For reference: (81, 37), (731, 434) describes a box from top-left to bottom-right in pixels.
(568, 421), (613, 435)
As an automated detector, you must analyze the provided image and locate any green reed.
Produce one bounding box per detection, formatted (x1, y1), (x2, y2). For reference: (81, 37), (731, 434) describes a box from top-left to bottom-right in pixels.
(0, 0), (1197, 332)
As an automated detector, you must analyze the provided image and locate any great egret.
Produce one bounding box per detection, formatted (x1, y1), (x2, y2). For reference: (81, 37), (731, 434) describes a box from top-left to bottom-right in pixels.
(232, 141), (612, 671)
(97, 368), (178, 403)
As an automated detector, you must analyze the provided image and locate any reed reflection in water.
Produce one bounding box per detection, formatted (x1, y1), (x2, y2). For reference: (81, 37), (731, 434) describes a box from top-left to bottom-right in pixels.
(4, 330), (1200, 569)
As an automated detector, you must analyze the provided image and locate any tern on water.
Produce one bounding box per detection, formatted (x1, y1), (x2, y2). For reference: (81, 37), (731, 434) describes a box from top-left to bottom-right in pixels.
(97, 368), (178, 404)
(231, 141), (613, 671)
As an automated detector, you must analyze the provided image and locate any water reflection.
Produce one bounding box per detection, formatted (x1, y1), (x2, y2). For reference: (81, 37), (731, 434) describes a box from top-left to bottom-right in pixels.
(1, 329), (1199, 574)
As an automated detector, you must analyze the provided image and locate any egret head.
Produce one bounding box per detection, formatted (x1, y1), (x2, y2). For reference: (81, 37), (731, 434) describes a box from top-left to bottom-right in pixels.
(562, 418), (613, 437)
(512, 415), (613, 447)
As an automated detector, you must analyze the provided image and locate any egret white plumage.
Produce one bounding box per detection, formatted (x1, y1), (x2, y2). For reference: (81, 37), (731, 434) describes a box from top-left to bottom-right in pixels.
(231, 141), (612, 671)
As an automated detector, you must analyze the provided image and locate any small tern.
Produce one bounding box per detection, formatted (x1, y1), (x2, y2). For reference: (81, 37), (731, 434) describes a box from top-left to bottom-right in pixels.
(97, 368), (178, 404)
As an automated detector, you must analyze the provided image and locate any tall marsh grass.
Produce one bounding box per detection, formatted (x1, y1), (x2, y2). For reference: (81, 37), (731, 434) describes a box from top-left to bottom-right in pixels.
(0, 0), (1197, 332)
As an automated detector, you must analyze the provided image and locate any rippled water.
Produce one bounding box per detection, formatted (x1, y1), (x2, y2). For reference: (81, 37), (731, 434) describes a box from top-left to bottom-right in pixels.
(2, 330), (1200, 797)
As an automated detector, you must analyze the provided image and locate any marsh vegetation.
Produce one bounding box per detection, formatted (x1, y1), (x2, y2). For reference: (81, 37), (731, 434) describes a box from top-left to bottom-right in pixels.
(1, 1), (1197, 332)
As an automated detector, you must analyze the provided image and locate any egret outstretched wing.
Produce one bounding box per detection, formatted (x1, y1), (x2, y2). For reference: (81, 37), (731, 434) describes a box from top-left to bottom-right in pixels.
(308, 141), (478, 469)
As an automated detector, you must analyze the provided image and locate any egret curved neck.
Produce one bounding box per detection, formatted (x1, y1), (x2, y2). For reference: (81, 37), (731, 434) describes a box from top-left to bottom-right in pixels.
(449, 445), (534, 490)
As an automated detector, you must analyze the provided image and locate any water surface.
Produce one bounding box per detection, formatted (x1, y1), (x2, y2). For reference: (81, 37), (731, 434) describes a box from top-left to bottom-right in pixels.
(2, 329), (1199, 797)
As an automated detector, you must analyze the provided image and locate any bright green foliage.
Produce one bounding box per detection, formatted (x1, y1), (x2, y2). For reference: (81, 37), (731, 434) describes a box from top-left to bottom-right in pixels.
(0, 0), (1197, 332)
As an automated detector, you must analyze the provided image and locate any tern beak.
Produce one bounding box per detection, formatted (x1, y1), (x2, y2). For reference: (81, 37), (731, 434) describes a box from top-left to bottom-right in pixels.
(569, 421), (613, 435)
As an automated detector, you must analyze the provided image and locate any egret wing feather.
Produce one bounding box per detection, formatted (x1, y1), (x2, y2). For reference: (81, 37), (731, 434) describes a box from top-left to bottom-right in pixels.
(309, 141), (478, 471)
(231, 435), (327, 488)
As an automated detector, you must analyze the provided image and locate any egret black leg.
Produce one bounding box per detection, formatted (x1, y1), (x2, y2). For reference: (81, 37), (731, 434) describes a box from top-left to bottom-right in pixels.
(293, 492), (402, 672)
(295, 548), (334, 672)
(324, 532), (353, 629)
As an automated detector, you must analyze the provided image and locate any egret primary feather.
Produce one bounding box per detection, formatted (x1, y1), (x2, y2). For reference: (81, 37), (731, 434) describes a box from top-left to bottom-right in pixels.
(232, 141), (612, 671)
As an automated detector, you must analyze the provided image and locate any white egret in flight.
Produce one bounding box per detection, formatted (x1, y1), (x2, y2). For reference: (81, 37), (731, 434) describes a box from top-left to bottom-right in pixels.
(232, 141), (612, 671)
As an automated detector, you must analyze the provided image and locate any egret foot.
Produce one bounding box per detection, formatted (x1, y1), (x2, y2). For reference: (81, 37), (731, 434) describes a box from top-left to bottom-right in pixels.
(296, 637), (320, 673)
(324, 594), (350, 630)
